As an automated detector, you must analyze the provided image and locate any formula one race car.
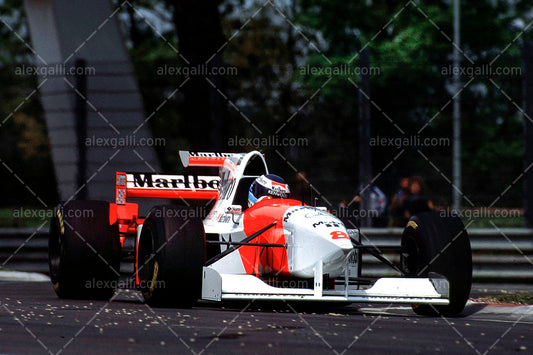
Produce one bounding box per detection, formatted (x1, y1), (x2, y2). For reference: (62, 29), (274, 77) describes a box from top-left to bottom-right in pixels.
(49, 151), (472, 316)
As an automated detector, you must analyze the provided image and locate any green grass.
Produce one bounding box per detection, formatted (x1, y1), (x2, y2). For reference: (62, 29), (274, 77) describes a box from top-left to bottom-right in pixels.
(465, 216), (524, 229)
(486, 293), (533, 305)
(0, 207), (51, 228)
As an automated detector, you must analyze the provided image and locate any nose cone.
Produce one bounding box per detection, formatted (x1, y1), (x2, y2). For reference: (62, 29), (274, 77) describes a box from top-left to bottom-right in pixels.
(282, 206), (354, 278)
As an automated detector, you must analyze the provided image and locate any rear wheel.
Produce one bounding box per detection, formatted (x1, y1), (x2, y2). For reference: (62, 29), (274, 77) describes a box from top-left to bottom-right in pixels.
(401, 211), (472, 316)
(49, 200), (120, 299)
(138, 205), (205, 307)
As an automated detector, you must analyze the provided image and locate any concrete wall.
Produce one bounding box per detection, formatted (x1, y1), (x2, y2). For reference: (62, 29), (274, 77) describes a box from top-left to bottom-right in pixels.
(24, 0), (160, 204)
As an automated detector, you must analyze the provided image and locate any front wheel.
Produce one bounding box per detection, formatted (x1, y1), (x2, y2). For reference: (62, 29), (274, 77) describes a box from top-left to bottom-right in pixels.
(137, 205), (205, 307)
(401, 211), (472, 316)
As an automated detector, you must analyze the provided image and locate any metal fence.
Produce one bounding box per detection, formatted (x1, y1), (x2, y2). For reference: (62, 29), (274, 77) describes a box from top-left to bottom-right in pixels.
(1, 228), (532, 282)
(359, 228), (533, 282)
(0, 228), (49, 273)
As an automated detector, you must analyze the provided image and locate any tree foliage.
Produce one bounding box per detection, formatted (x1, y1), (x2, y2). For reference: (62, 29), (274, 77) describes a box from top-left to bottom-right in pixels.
(296, 0), (532, 205)
(0, 0), (57, 207)
(0, 0), (531, 209)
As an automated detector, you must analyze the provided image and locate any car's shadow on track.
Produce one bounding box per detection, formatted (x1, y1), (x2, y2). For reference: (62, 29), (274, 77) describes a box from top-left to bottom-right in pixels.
(351, 301), (488, 318)
(112, 292), (369, 315)
(460, 302), (489, 316)
(112, 289), (488, 319)
(201, 299), (489, 318)
(213, 300), (357, 313)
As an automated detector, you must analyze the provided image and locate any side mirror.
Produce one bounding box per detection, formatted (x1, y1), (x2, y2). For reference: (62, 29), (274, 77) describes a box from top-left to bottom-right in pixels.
(226, 205), (242, 215)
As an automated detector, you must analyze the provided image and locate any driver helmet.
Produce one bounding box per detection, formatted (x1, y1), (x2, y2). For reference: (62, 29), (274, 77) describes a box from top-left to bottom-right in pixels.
(248, 174), (290, 207)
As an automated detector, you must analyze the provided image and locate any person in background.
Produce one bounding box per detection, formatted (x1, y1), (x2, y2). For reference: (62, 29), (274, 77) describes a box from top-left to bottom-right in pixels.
(368, 184), (388, 227)
(389, 177), (410, 227)
(348, 184), (388, 227)
(401, 176), (434, 221)
(291, 171), (314, 205)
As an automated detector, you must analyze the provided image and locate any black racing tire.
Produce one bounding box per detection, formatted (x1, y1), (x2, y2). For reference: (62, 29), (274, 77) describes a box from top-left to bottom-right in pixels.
(401, 211), (472, 316)
(138, 205), (205, 307)
(49, 200), (121, 300)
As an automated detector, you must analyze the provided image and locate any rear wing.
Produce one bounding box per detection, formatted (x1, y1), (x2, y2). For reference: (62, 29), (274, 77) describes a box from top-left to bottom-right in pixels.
(179, 151), (239, 168)
(115, 172), (220, 204)
(179, 151), (244, 178)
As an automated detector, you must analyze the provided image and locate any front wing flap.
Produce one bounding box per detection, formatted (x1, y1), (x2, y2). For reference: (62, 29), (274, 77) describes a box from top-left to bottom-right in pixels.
(201, 266), (450, 305)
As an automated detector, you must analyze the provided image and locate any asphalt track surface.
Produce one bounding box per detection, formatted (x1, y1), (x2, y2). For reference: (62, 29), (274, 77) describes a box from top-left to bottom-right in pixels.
(1, 282), (532, 354)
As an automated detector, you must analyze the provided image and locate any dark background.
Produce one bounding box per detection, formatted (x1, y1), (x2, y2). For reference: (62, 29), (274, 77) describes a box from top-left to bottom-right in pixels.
(0, 0), (529, 215)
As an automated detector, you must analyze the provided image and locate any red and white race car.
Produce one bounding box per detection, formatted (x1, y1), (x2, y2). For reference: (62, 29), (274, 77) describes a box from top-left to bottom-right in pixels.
(49, 150), (472, 315)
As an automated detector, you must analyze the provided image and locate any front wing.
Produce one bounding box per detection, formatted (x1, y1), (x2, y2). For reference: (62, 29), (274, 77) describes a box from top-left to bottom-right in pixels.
(201, 261), (450, 305)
